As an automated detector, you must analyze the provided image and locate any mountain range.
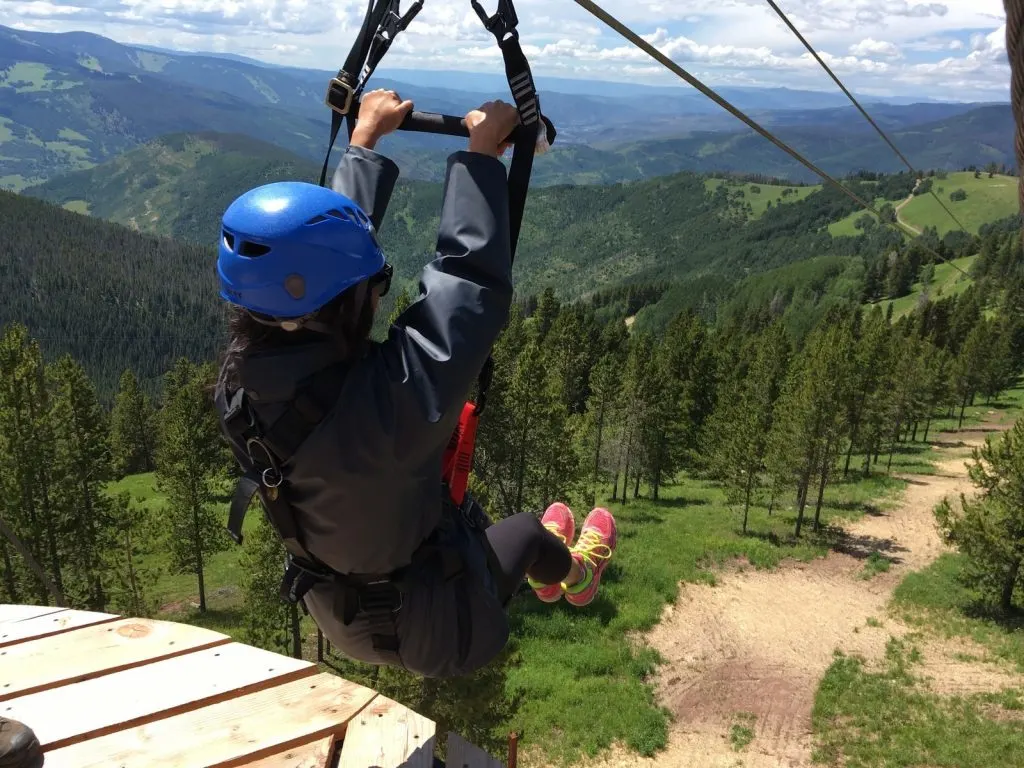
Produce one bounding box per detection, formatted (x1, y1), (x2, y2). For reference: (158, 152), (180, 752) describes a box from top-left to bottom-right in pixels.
(0, 24), (1011, 191)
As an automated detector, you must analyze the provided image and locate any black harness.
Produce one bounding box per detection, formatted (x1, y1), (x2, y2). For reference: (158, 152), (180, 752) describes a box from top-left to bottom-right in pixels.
(217, 364), (468, 667)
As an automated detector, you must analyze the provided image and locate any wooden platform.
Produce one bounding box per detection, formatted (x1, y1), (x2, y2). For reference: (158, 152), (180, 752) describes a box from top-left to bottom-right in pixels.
(0, 604), (503, 767)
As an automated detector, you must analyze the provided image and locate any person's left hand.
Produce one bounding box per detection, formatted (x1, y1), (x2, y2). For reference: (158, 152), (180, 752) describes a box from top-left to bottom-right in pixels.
(352, 89), (414, 149)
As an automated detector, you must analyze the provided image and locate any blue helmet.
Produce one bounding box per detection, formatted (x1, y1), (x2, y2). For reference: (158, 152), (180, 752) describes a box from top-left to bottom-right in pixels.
(217, 181), (386, 318)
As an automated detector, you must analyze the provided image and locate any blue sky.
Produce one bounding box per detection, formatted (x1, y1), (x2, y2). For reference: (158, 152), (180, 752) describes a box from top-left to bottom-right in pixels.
(0, 0), (1010, 99)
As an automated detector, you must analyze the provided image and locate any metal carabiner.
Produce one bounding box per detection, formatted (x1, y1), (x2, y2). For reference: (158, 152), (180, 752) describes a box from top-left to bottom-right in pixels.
(471, 0), (519, 41)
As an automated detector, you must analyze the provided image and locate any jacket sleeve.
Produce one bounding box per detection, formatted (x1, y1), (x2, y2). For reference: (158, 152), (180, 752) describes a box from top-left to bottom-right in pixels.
(377, 150), (513, 441)
(330, 145), (400, 230)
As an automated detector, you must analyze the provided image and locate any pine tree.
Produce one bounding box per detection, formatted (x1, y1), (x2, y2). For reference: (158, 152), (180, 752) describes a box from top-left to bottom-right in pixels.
(935, 418), (1024, 614)
(49, 354), (114, 610)
(104, 492), (160, 617)
(709, 321), (791, 533)
(387, 286), (414, 326)
(767, 319), (851, 536)
(0, 323), (63, 605)
(240, 508), (293, 655)
(582, 354), (622, 506)
(110, 368), (156, 477)
(155, 358), (229, 612)
(952, 321), (989, 427)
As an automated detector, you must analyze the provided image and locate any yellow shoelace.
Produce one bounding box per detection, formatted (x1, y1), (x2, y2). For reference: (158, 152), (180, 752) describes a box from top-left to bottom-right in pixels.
(544, 521), (570, 545)
(571, 527), (613, 570)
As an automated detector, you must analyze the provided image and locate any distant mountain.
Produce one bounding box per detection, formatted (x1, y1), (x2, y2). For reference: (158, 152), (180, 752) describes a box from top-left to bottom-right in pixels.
(23, 132), (323, 243)
(0, 24), (1006, 190)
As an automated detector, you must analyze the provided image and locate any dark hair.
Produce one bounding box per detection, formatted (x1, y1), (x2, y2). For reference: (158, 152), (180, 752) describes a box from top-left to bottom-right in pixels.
(220, 282), (375, 389)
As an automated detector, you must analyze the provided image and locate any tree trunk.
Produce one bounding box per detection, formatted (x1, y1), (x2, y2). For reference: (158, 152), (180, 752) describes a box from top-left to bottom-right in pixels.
(191, 505), (207, 612)
(0, 516), (62, 606)
(633, 471), (641, 499)
(923, 417), (932, 443)
(0, 538), (18, 602)
(611, 471), (619, 502)
(317, 629), (324, 663)
(794, 475), (810, 537)
(290, 603), (302, 659)
(621, 458), (630, 506)
(767, 488), (776, 516)
(887, 422), (901, 475)
(911, 421), (919, 442)
(1001, 557), (1021, 615)
(958, 392), (969, 428)
(742, 472), (755, 535)
(592, 405), (605, 507)
(813, 461), (831, 533)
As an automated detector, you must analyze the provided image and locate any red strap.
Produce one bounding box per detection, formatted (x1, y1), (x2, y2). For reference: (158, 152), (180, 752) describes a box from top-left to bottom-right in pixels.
(442, 401), (479, 506)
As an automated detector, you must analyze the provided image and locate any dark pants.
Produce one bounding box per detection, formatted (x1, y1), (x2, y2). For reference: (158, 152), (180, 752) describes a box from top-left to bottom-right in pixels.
(483, 512), (573, 604)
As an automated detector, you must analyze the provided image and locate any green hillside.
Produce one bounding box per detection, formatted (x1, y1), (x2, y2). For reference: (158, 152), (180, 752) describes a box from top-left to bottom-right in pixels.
(25, 132), (908, 302)
(24, 132), (322, 242)
(870, 254), (979, 320)
(900, 172), (1018, 235)
(704, 179), (819, 219)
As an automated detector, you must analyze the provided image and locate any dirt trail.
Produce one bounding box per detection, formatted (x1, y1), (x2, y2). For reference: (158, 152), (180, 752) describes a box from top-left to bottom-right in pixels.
(590, 418), (1014, 768)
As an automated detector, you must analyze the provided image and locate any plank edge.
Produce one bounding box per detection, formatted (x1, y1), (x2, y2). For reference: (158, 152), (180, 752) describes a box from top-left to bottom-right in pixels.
(40, 664), (321, 752)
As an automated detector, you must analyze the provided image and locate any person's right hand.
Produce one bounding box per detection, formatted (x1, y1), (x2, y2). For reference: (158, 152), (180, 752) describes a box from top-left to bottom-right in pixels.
(465, 100), (520, 158)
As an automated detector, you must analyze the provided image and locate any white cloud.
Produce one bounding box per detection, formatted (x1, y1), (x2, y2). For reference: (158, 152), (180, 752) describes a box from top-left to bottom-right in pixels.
(0, 0), (1011, 98)
(849, 38), (902, 59)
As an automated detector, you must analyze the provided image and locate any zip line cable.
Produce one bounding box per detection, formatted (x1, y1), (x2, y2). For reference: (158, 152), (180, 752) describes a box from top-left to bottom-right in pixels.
(762, 0), (971, 236)
(568, 0), (971, 278)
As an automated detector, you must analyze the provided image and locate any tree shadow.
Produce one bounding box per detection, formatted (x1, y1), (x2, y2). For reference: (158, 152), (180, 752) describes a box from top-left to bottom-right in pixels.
(818, 525), (910, 563)
(651, 496), (713, 510)
(740, 529), (782, 546)
(620, 510), (666, 526)
(931, 440), (967, 449)
(960, 601), (1024, 632)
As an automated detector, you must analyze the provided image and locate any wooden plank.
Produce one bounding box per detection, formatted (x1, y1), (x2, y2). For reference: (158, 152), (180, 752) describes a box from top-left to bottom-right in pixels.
(0, 617), (230, 701)
(5, 642), (318, 750)
(0, 604), (62, 623)
(336, 695), (436, 768)
(44, 673), (378, 768)
(0, 608), (119, 647)
(446, 732), (503, 768)
(239, 737), (335, 768)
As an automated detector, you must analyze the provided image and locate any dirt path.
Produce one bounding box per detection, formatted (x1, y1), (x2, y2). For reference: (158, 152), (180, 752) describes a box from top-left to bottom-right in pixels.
(589, 417), (1014, 768)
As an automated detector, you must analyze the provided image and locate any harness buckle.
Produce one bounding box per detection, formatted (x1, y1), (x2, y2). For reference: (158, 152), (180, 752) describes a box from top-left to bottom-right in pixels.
(326, 74), (356, 116)
(358, 580), (403, 615)
(471, 0), (519, 41)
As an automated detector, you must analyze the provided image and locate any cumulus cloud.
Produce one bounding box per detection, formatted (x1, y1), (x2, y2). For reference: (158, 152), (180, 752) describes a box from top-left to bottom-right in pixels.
(0, 0), (1011, 98)
(849, 38), (902, 59)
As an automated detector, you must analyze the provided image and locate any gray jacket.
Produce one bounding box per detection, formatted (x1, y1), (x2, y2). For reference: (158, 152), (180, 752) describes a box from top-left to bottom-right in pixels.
(216, 144), (513, 677)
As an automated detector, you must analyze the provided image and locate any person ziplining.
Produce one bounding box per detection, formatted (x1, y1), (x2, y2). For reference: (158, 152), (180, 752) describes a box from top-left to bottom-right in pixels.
(212, 0), (618, 678)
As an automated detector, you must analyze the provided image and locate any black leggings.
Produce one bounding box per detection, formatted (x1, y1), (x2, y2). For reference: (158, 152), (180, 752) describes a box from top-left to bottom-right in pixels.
(484, 512), (573, 604)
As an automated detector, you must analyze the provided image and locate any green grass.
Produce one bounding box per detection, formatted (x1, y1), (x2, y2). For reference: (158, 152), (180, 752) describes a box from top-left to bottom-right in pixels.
(729, 713), (756, 751)
(57, 128), (89, 142)
(63, 200), (91, 215)
(861, 550), (892, 580)
(827, 197), (888, 237)
(894, 553), (1024, 672)
(868, 254), (978, 320)
(813, 640), (1024, 767)
(901, 173), (1019, 236)
(704, 178), (819, 220)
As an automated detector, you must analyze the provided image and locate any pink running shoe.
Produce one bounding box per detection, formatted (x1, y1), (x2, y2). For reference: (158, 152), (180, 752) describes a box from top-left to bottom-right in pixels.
(529, 502), (576, 603)
(564, 507), (617, 607)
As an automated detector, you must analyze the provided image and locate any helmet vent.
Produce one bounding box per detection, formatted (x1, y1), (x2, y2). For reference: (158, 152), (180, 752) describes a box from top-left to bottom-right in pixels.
(222, 231), (235, 250)
(305, 214), (328, 225)
(238, 241), (271, 257)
